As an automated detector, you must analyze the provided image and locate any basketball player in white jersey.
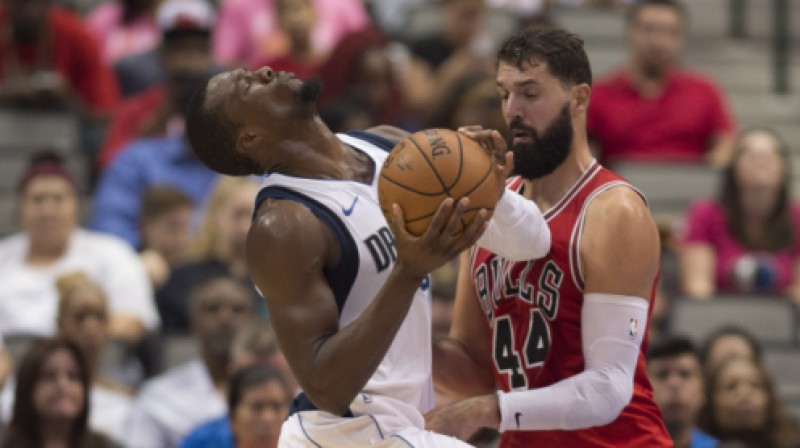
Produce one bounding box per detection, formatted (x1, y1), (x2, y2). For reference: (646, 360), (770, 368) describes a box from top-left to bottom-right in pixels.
(184, 67), (550, 447)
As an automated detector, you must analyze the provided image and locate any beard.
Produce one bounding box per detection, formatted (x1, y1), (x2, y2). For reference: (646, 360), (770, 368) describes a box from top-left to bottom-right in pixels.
(510, 103), (573, 180)
(297, 77), (322, 103)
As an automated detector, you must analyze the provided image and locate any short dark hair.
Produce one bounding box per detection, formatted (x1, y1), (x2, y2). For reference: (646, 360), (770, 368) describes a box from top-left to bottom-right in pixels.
(496, 26), (592, 87)
(626, 0), (687, 25)
(185, 84), (263, 176)
(228, 364), (289, 412)
(140, 186), (194, 222)
(646, 336), (699, 362)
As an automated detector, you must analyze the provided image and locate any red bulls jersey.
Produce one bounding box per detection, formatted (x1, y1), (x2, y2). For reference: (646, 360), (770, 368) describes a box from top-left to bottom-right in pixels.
(470, 161), (671, 447)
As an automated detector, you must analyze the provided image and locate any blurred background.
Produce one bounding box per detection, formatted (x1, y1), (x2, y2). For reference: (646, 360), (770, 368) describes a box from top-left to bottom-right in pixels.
(0, 0), (798, 447)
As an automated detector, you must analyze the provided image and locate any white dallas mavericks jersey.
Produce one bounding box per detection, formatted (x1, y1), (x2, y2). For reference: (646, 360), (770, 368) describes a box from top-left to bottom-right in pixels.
(255, 131), (434, 431)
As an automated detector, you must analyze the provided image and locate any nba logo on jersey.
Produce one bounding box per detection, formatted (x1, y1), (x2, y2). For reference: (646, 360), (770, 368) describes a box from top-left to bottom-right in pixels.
(629, 318), (639, 340)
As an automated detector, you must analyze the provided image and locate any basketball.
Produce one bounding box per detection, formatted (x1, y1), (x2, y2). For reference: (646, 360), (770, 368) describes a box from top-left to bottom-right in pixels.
(378, 128), (503, 236)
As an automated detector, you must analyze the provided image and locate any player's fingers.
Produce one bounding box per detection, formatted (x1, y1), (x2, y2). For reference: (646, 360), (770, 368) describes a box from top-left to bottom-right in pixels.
(387, 203), (412, 241)
(425, 197), (455, 237)
(459, 208), (489, 248)
(443, 197), (468, 236)
(503, 151), (514, 179)
(491, 130), (508, 159)
(457, 125), (484, 135)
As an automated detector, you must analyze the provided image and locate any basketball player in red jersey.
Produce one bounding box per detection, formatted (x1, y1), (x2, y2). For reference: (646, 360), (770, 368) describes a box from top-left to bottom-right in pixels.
(426, 26), (672, 447)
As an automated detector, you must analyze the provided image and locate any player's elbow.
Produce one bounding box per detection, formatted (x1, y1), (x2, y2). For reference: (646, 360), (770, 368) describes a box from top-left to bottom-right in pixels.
(303, 385), (354, 416)
(589, 371), (633, 427)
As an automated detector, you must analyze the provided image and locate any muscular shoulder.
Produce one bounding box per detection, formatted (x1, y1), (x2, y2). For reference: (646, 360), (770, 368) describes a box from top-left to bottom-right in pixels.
(581, 186), (660, 296)
(247, 199), (332, 285)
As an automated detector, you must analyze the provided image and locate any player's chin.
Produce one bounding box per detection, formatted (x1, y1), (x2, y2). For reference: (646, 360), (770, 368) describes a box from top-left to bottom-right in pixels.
(297, 78), (322, 103)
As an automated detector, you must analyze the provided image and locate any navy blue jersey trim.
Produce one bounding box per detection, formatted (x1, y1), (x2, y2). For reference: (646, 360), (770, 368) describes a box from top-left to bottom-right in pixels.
(289, 392), (354, 418)
(346, 130), (395, 152)
(253, 186), (359, 315)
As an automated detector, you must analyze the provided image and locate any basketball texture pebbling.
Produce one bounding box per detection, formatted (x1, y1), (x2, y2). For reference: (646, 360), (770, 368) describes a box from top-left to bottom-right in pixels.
(378, 128), (503, 236)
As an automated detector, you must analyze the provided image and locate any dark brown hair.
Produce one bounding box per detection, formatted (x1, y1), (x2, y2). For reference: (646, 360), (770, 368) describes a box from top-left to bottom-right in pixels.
(140, 185), (194, 222)
(496, 26), (592, 87)
(720, 127), (793, 252)
(4, 338), (95, 448)
(697, 357), (799, 448)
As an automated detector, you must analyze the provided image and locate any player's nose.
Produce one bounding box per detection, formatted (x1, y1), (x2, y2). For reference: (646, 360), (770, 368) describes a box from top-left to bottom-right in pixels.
(255, 66), (275, 83)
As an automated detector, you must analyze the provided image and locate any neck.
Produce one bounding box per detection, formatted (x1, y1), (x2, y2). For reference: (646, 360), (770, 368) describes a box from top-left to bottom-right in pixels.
(272, 121), (373, 181)
(27, 238), (68, 266)
(41, 419), (74, 448)
(629, 62), (670, 98)
(203, 352), (230, 385)
(523, 135), (595, 211)
(665, 421), (693, 448)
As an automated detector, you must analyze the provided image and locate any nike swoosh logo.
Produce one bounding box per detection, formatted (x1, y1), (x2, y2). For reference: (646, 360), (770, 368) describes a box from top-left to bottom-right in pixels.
(342, 195), (359, 216)
(515, 412), (522, 429)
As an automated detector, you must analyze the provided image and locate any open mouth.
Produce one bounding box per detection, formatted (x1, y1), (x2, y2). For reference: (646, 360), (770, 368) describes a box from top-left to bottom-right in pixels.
(511, 129), (533, 143)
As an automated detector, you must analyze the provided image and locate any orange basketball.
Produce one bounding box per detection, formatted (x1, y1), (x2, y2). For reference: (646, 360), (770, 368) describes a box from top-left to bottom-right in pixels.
(378, 128), (503, 236)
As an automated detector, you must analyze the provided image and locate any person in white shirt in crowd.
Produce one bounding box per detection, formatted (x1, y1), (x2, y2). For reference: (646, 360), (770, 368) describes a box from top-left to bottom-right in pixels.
(125, 274), (254, 448)
(0, 151), (159, 343)
(0, 272), (135, 443)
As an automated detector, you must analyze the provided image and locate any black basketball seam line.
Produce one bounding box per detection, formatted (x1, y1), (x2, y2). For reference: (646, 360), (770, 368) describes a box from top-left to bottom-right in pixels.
(452, 132), (465, 189)
(408, 133), (452, 196)
(405, 205), (496, 224)
(457, 161), (496, 230)
(380, 173), (450, 197)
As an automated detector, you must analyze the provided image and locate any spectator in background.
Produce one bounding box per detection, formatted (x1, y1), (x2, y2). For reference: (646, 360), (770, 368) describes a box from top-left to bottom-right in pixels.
(318, 25), (418, 131)
(86, 0), (161, 65)
(157, 177), (261, 333)
(680, 128), (800, 303)
(587, 0), (735, 167)
(2, 338), (118, 448)
(0, 0), (118, 116)
(228, 319), (298, 394)
(139, 186), (195, 289)
(213, 0), (368, 70)
(254, 0), (323, 81)
(125, 275), (254, 448)
(700, 326), (763, 375)
(428, 74), (506, 131)
(0, 151), (159, 343)
(400, 0), (495, 124)
(98, 0), (218, 169)
(180, 365), (291, 448)
(697, 357), (800, 448)
(180, 320), (296, 448)
(55, 272), (133, 444)
(647, 336), (719, 448)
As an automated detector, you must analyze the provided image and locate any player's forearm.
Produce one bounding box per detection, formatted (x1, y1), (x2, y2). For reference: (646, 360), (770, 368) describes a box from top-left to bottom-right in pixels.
(478, 189), (550, 261)
(302, 265), (426, 415)
(433, 338), (495, 399)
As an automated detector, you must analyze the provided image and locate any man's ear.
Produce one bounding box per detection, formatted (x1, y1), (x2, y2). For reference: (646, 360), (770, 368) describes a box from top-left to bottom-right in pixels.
(571, 84), (591, 115)
(235, 126), (262, 155)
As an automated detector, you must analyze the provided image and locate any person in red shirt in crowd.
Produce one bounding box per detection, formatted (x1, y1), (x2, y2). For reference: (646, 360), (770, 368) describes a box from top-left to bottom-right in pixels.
(587, 0), (735, 167)
(97, 0), (217, 170)
(0, 0), (118, 116)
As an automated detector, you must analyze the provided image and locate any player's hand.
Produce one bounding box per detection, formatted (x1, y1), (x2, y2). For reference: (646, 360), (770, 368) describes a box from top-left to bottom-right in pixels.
(389, 197), (488, 280)
(425, 394), (501, 441)
(459, 125), (513, 200)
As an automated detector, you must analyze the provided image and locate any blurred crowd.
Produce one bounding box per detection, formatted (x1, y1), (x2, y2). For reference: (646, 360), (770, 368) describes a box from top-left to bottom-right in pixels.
(0, 0), (797, 447)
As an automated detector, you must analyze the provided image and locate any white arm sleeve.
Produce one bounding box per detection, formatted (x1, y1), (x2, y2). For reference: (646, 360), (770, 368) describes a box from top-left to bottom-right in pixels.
(477, 189), (551, 261)
(497, 293), (649, 432)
